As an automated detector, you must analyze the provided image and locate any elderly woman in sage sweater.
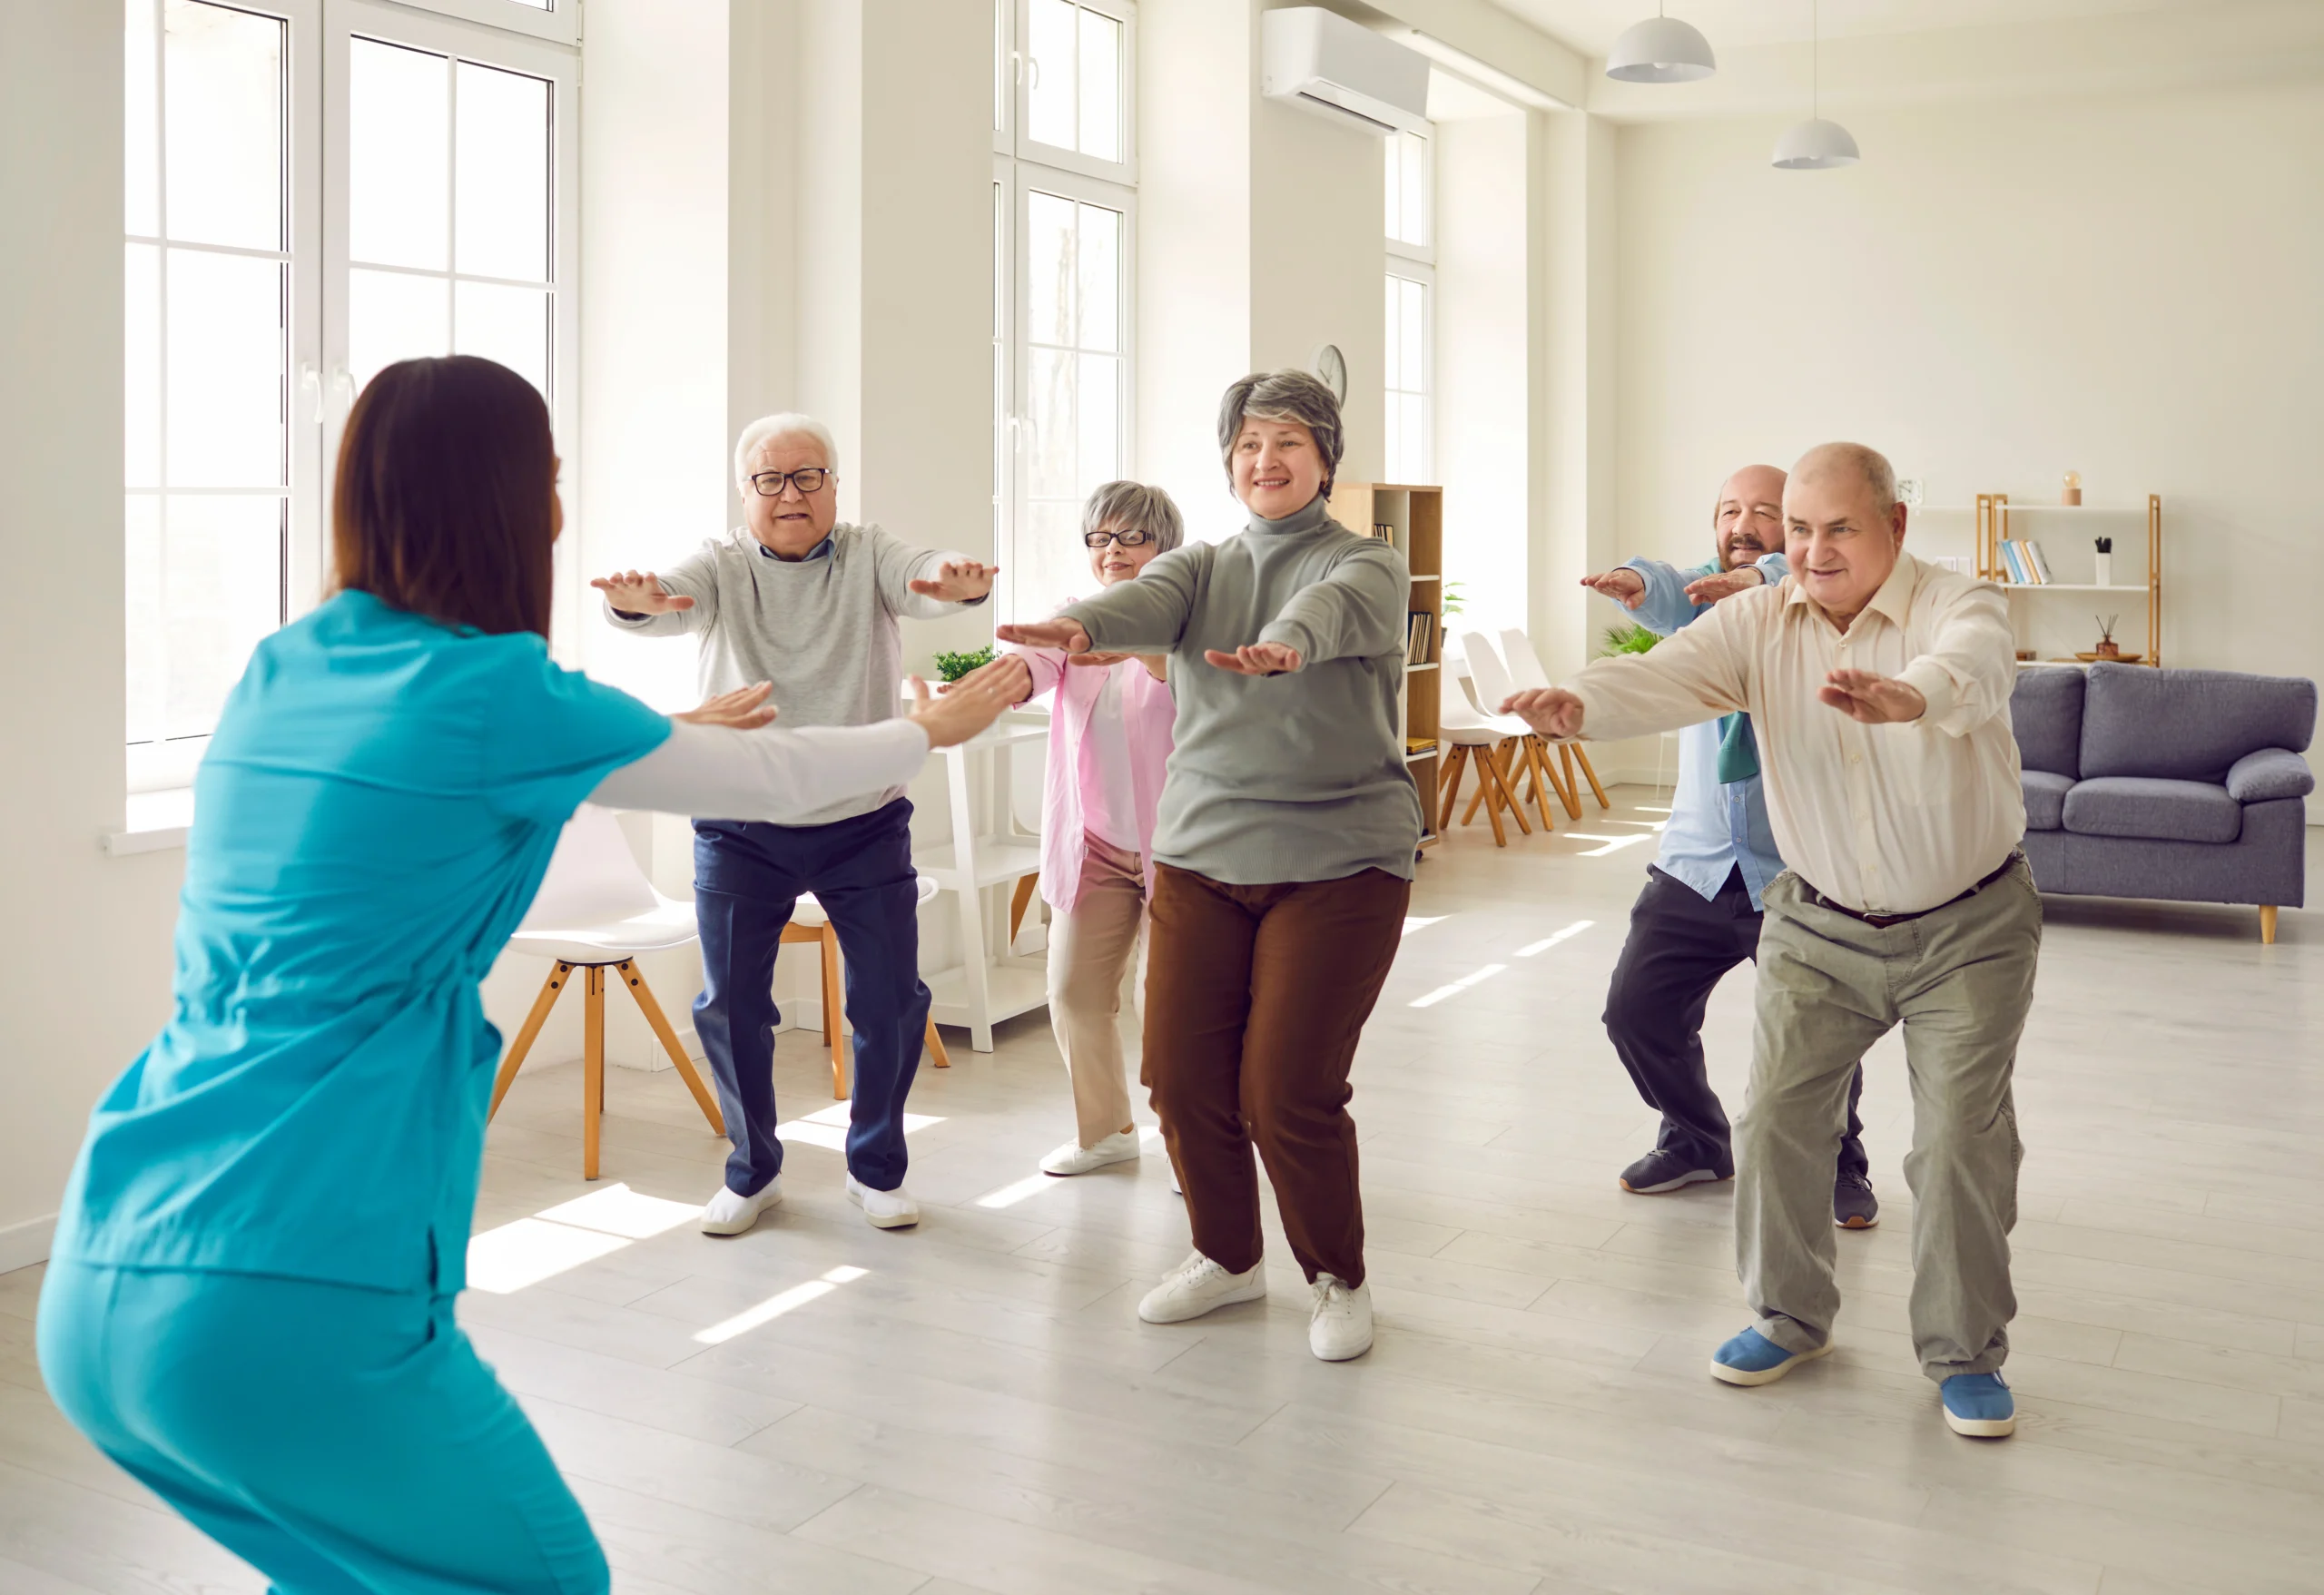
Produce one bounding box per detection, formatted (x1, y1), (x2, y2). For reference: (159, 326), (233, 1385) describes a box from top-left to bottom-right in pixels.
(999, 369), (1422, 1362)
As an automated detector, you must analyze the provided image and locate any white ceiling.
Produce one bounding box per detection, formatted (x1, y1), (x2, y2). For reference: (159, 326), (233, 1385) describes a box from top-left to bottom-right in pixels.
(1483, 0), (2250, 59)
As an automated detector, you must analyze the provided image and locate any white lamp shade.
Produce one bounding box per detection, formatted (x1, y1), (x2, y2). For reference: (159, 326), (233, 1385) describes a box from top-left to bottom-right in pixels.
(1772, 118), (1860, 169)
(1605, 15), (1717, 84)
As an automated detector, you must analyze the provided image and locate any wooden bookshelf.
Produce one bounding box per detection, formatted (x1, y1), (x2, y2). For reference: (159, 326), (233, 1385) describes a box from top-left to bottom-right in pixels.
(1976, 493), (2163, 666)
(1328, 480), (1443, 852)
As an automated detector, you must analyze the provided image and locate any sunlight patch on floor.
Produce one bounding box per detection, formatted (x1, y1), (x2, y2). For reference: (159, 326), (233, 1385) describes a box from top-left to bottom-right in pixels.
(1515, 921), (1594, 958)
(693, 1265), (870, 1345)
(1408, 963), (1509, 1009)
(775, 1102), (947, 1152)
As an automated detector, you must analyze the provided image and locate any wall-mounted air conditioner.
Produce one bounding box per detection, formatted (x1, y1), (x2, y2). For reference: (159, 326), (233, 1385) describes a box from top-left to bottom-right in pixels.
(1260, 6), (1429, 138)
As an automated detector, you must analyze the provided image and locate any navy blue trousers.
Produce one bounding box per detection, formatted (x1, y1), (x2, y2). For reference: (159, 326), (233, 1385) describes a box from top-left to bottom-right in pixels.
(1604, 864), (1868, 1180)
(692, 798), (931, 1196)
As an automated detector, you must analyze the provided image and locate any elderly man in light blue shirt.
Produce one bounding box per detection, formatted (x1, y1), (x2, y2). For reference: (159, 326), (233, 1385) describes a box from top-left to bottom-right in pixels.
(1583, 463), (1876, 1228)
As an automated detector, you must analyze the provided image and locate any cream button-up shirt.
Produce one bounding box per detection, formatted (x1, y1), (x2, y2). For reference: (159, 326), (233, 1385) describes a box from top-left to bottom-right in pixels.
(1566, 550), (2024, 916)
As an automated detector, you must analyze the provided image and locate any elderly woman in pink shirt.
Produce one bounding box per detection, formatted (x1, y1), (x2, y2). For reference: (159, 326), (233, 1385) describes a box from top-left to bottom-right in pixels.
(989, 482), (1182, 1177)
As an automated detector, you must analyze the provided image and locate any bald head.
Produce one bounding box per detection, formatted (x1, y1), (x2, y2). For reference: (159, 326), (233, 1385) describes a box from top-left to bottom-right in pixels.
(1712, 464), (1787, 571)
(1785, 441), (1908, 625)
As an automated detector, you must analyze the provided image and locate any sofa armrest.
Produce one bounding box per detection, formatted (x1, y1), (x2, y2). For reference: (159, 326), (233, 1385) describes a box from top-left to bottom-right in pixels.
(2226, 747), (2315, 802)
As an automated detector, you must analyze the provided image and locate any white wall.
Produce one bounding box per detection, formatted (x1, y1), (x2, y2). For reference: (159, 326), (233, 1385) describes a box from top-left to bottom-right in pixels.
(0, 2), (186, 1268)
(1433, 111), (1531, 639)
(1613, 84), (2324, 688)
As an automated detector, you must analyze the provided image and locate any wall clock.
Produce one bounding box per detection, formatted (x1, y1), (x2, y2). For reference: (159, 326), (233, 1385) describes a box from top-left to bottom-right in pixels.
(1312, 343), (1347, 403)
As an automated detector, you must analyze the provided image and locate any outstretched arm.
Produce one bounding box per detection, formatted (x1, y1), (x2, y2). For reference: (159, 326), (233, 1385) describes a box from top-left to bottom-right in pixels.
(1045, 545), (1203, 654)
(596, 547), (719, 635)
(1502, 597), (1756, 742)
(1251, 539), (1406, 670)
(868, 527), (996, 619)
(1861, 579), (2016, 734)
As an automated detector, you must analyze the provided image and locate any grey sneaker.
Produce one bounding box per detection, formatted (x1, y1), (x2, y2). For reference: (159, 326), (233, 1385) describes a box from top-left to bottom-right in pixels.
(1834, 1173), (1880, 1229)
(1620, 1147), (1729, 1195)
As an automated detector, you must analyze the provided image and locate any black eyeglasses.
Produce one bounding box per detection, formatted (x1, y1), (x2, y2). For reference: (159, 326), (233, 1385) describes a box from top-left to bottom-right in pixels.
(750, 468), (832, 497)
(1083, 528), (1155, 548)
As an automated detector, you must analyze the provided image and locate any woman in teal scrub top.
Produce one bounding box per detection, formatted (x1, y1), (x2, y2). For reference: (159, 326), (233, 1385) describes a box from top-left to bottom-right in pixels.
(36, 356), (1019, 1595)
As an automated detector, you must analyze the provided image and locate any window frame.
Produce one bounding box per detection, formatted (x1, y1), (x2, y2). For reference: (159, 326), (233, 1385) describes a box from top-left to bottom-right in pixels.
(1002, 0), (1137, 186)
(998, 157), (1137, 625)
(1384, 263), (1434, 487)
(125, 0), (325, 795)
(363, 0), (576, 48)
(1384, 126), (1433, 268)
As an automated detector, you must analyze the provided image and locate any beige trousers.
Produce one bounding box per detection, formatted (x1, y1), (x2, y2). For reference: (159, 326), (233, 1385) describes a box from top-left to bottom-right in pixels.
(1046, 832), (1148, 1147)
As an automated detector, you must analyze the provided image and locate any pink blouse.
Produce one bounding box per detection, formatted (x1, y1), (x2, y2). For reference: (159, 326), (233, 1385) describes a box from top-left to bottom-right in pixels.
(1009, 644), (1177, 912)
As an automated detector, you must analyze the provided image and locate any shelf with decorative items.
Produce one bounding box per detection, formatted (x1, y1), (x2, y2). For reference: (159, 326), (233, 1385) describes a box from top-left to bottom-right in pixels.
(1328, 480), (1444, 852)
(1975, 492), (2162, 667)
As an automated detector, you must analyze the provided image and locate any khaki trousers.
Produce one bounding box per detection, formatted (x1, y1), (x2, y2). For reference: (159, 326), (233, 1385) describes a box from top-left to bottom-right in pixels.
(1046, 833), (1148, 1148)
(1738, 855), (2041, 1383)
(1141, 862), (1410, 1287)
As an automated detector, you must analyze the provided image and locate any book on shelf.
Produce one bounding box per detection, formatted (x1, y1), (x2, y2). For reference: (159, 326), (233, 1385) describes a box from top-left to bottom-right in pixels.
(2000, 539), (2043, 584)
(1405, 610), (1437, 665)
(1404, 736), (1437, 755)
(2025, 539), (2054, 583)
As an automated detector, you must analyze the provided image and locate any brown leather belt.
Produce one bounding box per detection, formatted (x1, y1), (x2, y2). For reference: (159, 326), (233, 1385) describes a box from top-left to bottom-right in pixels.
(1802, 852), (2022, 930)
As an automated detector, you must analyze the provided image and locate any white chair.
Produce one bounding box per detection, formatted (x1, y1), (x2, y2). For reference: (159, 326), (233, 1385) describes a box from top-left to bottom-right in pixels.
(487, 806), (726, 1181)
(1460, 631), (1568, 834)
(1439, 652), (1536, 848)
(783, 874), (952, 1100)
(1496, 625), (1610, 815)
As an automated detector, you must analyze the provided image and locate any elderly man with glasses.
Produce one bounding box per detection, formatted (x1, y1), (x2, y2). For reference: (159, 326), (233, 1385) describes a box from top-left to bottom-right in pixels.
(594, 413), (995, 1235)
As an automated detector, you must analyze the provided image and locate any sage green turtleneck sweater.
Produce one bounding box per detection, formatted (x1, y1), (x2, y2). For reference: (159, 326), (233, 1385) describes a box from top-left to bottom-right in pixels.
(1058, 496), (1422, 885)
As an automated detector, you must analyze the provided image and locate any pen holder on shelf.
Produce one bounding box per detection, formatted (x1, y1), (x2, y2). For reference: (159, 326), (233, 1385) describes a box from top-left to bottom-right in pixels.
(2093, 536), (2112, 587)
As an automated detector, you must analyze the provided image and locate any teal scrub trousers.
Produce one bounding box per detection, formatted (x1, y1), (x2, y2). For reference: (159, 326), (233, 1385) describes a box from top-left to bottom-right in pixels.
(37, 1260), (608, 1595)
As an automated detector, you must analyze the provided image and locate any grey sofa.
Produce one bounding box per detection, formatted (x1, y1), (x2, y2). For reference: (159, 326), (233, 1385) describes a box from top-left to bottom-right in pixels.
(2011, 664), (2315, 941)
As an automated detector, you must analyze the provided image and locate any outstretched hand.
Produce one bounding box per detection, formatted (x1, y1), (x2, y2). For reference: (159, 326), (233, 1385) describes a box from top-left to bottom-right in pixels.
(1203, 642), (1303, 676)
(908, 559), (1000, 603)
(592, 570), (694, 615)
(907, 659), (1021, 747)
(995, 618), (1093, 655)
(1818, 669), (1927, 724)
(1579, 568), (1647, 611)
(940, 653), (1036, 705)
(1500, 687), (1585, 740)
(674, 681), (778, 730)
(1684, 566), (1765, 606)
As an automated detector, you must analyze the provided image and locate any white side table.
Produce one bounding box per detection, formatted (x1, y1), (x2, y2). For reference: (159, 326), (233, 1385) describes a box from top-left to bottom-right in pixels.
(911, 712), (1049, 1051)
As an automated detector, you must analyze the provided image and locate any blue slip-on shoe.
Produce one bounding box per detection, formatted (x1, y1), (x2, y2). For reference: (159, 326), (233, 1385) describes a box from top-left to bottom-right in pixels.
(1709, 1326), (1832, 1387)
(1941, 1372), (2016, 1437)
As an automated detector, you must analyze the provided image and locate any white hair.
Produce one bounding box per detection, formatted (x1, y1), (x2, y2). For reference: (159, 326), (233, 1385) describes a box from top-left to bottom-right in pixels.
(734, 413), (839, 492)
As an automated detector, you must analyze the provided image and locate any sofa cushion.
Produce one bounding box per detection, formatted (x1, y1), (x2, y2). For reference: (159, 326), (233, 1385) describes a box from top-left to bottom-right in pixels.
(2009, 667), (2085, 778)
(2226, 747), (2317, 803)
(2063, 777), (2242, 844)
(2021, 770), (2073, 831)
(2081, 664), (2319, 782)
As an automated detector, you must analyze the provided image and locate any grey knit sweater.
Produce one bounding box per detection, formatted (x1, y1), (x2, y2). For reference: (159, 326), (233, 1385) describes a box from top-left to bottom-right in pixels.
(1059, 497), (1422, 884)
(603, 523), (979, 825)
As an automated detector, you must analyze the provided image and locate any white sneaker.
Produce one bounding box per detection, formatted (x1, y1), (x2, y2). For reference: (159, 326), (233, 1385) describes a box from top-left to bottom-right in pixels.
(1040, 1130), (1142, 1177)
(699, 1178), (782, 1236)
(1308, 1275), (1374, 1362)
(1137, 1251), (1265, 1324)
(846, 1174), (921, 1229)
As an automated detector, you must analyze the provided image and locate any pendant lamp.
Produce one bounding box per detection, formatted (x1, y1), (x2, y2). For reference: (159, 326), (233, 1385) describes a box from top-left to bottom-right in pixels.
(1606, 5), (1717, 84)
(1773, 0), (1857, 168)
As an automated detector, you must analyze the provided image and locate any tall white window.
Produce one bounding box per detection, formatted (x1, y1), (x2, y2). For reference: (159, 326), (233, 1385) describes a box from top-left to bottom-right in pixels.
(994, 0), (1136, 625)
(123, 0), (575, 795)
(1383, 127), (1433, 485)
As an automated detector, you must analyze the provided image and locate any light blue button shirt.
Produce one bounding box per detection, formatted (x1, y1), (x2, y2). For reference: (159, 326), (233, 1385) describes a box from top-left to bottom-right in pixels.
(1621, 552), (1789, 911)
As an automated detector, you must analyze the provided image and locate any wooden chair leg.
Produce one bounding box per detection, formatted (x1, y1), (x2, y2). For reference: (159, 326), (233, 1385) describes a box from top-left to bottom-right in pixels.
(2260, 905), (2279, 944)
(615, 960), (725, 1136)
(1497, 745), (1531, 835)
(1462, 744), (1504, 825)
(488, 962), (569, 1121)
(1521, 738), (1559, 832)
(1009, 874), (1038, 946)
(1474, 747), (1512, 847)
(1570, 742), (1611, 809)
(925, 1017), (951, 1069)
(822, 923), (848, 1099)
(1547, 742), (1583, 819)
(1437, 744), (1470, 831)
(583, 966), (605, 1181)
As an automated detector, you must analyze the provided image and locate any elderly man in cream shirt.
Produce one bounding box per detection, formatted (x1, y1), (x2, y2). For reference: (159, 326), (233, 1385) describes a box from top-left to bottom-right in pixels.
(1503, 442), (2036, 1440)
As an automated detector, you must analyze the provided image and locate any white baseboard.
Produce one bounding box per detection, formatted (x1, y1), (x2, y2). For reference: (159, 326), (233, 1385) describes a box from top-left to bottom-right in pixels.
(0, 1213), (56, 1275)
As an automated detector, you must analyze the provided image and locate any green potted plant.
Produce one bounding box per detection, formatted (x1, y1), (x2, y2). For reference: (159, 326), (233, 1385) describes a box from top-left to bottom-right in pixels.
(934, 644), (997, 684)
(1599, 622), (1660, 657)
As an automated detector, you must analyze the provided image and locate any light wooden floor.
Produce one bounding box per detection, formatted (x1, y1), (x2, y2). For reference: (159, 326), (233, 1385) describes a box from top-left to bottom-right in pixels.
(5, 785), (2320, 1594)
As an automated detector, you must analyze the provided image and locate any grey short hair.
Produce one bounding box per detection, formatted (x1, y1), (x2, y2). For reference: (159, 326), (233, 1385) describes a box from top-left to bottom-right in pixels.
(1216, 369), (1346, 497)
(1795, 442), (1897, 517)
(1082, 481), (1185, 554)
(734, 413), (838, 494)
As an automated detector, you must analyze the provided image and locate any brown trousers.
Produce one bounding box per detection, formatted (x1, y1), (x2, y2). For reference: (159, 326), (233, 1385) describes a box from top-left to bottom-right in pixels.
(1141, 861), (1411, 1287)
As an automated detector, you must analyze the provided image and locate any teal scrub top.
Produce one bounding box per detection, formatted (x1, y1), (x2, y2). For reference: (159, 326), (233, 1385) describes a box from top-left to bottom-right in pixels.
(53, 590), (671, 1295)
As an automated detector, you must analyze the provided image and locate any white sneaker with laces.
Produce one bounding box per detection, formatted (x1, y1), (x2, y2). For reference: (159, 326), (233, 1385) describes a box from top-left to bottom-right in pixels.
(1040, 1129), (1142, 1177)
(1308, 1275), (1373, 1361)
(846, 1174), (920, 1229)
(699, 1178), (782, 1236)
(1137, 1251), (1265, 1324)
